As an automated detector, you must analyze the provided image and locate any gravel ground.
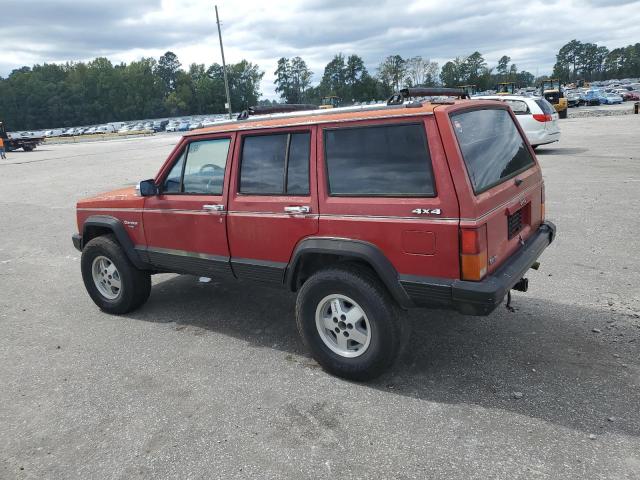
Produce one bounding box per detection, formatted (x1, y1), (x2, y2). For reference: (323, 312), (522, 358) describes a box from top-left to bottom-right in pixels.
(568, 102), (636, 118)
(0, 115), (639, 479)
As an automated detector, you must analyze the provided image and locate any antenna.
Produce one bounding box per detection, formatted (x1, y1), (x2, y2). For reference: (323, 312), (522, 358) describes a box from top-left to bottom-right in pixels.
(215, 5), (233, 120)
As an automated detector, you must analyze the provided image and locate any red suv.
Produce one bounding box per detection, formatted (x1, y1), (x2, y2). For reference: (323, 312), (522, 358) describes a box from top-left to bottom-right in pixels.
(73, 88), (556, 380)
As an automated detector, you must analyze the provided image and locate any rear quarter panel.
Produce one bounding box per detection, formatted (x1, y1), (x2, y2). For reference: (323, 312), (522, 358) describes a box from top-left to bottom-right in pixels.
(315, 114), (460, 279)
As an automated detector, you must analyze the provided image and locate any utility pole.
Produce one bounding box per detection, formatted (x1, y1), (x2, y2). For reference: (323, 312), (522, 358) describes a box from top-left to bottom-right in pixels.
(215, 4), (233, 119)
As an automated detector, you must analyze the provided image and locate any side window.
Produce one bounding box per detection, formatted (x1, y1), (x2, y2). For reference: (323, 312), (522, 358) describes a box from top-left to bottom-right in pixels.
(162, 138), (230, 195)
(504, 100), (529, 115)
(239, 132), (311, 195)
(324, 123), (435, 196)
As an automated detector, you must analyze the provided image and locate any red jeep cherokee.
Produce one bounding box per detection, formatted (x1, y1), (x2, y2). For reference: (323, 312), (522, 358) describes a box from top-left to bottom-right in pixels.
(73, 88), (556, 380)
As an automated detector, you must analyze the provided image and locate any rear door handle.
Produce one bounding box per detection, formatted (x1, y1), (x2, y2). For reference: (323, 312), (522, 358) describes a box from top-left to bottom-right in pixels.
(284, 206), (310, 214)
(203, 204), (225, 212)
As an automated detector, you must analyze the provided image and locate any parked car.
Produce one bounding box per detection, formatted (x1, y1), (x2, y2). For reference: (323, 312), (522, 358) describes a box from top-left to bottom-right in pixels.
(44, 129), (65, 137)
(165, 122), (179, 132)
(565, 91), (581, 107)
(96, 124), (116, 134)
(580, 90), (605, 106)
(85, 127), (98, 135)
(474, 95), (560, 148)
(177, 121), (190, 132)
(152, 120), (169, 132)
(602, 93), (623, 105)
(61, 128), (76, 136)
(188, 121), (203, 130)
(72, 88), (556, 380)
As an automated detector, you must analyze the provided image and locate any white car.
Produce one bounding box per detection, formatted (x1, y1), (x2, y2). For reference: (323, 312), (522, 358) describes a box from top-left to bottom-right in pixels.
(475, 95), (560, 148)
(95, 125), (116, 134)
(44, 129), (64, 137)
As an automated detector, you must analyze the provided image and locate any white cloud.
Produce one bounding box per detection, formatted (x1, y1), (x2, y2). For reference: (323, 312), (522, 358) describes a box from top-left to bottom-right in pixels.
(1, 0), (639, 98)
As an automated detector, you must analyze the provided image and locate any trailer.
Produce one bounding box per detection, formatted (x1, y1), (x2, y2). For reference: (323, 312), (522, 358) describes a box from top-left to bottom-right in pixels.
(0, 122), (44, 152)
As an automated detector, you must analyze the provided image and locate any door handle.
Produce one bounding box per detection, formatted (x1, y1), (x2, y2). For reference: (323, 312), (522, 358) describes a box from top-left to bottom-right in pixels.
(203, 204), (225, 212)
(284, 206), (310, 214)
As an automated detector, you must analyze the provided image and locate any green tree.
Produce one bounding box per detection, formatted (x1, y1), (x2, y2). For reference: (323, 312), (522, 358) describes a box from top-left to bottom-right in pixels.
(155, 51), (182, 93)
(378, 55), (406, 92)
(496, 55), (511, 79)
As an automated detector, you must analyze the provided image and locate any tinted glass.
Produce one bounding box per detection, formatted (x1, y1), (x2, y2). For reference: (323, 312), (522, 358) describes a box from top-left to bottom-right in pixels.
(240, 134), (287, 194)
(452, 109), (535, 194)
(325, 124), (434, 196)
(286, 133), (310, 195)
(163, 151), (185, 193)
(535, 99), (555, 115)
(182, 138), (230, 194)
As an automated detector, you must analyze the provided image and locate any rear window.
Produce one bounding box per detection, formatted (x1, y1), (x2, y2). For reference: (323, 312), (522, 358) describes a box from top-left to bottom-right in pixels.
(451, 108), (535, 194)
(535, 99), (555, 115)
(324, 123), (435, 196)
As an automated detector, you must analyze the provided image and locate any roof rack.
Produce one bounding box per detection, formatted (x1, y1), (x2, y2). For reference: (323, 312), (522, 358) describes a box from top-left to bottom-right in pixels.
(237, 104), (318, 120)
(387, 87), (469, 105)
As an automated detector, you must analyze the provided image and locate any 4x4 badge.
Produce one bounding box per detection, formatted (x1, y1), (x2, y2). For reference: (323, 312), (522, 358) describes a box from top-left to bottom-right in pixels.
(411, 208), (441, 215)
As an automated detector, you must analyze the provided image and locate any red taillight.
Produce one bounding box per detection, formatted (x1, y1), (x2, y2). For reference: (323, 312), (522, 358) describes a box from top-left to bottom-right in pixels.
(460, 226), (488, 281)
(532, 113), (552, 122)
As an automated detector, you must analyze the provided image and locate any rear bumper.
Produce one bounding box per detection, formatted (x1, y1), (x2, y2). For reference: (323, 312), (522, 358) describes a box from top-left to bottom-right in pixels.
(400, 221), (556, 316)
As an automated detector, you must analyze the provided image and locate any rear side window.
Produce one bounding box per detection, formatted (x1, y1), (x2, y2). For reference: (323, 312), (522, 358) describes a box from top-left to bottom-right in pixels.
(324, 123), (435, 196)
(503, 99), (529, 115)
(535, 99), (555, 115)
(240, 132), (310, 195)
(452, 109), (535, 194)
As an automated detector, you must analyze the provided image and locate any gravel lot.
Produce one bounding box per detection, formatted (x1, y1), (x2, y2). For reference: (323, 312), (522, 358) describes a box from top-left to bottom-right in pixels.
(1, 115), (639, 479)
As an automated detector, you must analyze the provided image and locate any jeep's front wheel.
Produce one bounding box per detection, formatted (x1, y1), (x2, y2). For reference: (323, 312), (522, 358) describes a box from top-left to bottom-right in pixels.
(81, 235), (151, 314)
(296, 266), (401, 380)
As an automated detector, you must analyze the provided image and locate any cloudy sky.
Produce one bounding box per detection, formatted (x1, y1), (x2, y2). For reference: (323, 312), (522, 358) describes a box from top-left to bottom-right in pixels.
(3, 0), (639, 98)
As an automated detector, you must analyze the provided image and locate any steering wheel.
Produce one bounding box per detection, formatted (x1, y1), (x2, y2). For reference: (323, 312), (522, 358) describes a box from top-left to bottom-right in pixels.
(199, 164), (223, 175)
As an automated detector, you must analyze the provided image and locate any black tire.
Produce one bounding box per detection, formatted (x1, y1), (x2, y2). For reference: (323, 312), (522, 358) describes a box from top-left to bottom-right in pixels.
(296, 265), (402, 380)
(81, 234), (151, 314)
(559, 108), (568, 119)
(22, 145), (33, 152)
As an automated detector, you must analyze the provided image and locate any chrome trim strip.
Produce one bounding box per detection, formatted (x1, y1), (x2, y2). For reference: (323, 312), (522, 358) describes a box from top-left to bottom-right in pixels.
(78, 182), (540, 223)
(136, 245), (228, 262)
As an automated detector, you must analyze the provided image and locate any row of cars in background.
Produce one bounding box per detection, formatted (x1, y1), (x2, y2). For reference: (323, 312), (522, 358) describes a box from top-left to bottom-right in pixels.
(13, 115), (228, 140)
(559, 79), (639, 107)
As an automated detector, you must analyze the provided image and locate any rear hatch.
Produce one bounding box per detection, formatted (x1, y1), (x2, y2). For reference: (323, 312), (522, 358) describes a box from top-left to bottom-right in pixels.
(438, 104), (545, 280)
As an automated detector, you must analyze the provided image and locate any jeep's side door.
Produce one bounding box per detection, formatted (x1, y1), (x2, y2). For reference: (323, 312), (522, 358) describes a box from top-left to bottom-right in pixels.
(140, 133), (235, 278)
(226, 127), (319, 283)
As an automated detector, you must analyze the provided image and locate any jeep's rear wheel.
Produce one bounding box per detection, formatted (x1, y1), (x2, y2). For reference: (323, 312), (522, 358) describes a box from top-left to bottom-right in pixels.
(81, 235), (151, 314)
(296, 266), (401, 380)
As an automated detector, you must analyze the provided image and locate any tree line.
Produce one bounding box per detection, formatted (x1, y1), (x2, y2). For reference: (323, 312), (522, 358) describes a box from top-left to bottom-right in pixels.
(1, 39), (639, 130)
(552, 39), (640, 82)
(0, 52), (263, 130)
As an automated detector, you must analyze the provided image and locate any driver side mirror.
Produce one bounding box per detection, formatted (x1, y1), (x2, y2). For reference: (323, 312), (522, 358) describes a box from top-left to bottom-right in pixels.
(137, 179), (158, 197)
